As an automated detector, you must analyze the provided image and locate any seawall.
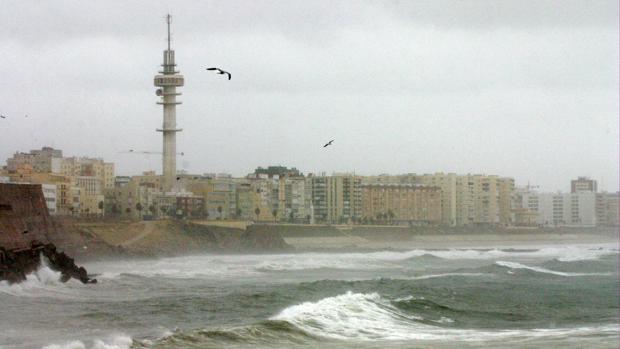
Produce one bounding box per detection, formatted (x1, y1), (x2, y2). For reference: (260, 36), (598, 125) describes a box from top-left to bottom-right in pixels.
(0, 183), (100, 283)
(78, 220), (293, 257)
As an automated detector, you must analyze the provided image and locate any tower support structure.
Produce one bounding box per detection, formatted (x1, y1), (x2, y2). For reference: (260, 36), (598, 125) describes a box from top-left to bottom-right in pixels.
(154, 14), (184, 192)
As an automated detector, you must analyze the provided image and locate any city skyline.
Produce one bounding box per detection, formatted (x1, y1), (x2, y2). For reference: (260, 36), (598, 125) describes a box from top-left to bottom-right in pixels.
(0, 1), (617, 193)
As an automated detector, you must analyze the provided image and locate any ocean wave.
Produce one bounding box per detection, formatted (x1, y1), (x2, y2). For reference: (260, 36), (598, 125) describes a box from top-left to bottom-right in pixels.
(270, 291), (425, 340)
(0, 257), (69, 297)
(85, 256), (263, 280)
(41, 334), (132, 349)
(269, 291), (618, 341)
(399, 244), (618, 262)
(248, 245), (617, 272)
(152, 321), (317, 348)
(495, 261), (609, 277)
(82, 243), (618, 280)
(407, 272), (486, 280)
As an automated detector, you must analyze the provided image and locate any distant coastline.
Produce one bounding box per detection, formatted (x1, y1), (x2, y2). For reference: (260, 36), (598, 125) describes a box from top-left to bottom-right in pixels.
(72, 219), (618, 258)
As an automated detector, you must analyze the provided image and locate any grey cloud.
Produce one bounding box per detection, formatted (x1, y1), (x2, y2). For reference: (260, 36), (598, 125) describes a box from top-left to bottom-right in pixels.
(0, 1), (617, 192)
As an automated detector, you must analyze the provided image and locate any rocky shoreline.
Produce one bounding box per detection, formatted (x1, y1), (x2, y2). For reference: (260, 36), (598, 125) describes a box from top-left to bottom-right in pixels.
(0, 241), (96, 284)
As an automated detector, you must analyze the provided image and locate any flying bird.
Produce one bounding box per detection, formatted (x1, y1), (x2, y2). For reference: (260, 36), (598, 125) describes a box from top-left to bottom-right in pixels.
(206, 67), (231, 80)
(0, 115), (6, 119)
(323, 140), (334, 148)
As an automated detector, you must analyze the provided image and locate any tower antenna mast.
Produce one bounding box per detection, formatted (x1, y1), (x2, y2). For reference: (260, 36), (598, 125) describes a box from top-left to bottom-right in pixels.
(166, 14), (171, 51)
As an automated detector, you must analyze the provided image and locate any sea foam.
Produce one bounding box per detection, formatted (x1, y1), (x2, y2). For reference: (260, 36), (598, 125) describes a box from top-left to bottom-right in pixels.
(495, 261), (609, 277)
(0, 256), (63, 296)
(41, 334), (132, 349)
(271, 291), (618, 341)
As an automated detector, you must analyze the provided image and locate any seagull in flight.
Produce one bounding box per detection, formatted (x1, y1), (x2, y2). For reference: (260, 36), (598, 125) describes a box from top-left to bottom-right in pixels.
(206, 67), (231, 80)
(323, 139), (334, 148)
(0, 115), (6, 119)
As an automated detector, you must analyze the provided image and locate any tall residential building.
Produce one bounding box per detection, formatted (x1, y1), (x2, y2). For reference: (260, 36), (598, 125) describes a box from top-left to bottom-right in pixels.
(235, 181), (260, 220)
(511, 186), (539, 226)
(248, 175), (280, 221)
(596, 192), (619, 226)
(30, 172), (76, 215)
(278, 176), (310, 222)
(50, 157), (113, 216)
(41, 184), (57, 215)
(105, 178), (159, 219)
(185, 176), (236, 219)
(452, 174), (514, 226)
(571, 176), (597, 193)
(361, 184), (442, 224)
(6, 147), (62, 173)
(517, 189), (597, 227)
(311, 174), (362, 224)
(52, 157), (115, 189)
(363, 173), (514, 226)
(254, 166), (301, 178)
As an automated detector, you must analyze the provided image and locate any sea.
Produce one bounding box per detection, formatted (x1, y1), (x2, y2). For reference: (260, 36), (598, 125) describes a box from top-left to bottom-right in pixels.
(0, 242), (618, 349)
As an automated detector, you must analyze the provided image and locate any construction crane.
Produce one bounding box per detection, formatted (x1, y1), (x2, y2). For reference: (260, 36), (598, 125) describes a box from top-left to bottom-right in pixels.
(119, 150), (184, 156)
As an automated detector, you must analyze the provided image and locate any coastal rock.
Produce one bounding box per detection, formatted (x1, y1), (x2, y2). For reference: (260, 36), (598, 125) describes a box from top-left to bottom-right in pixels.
(0, 241), (96, 284)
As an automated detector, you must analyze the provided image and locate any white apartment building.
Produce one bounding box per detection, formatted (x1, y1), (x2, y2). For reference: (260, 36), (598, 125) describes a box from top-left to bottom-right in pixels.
(41, 183), (57, 215)
(518, 190), (596, 227)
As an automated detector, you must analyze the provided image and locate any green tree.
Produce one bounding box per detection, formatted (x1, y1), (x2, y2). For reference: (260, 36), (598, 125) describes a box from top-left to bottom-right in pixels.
(149, 205), (156, 217)
(289, 211), (295, 223)
(236, 208), (242, 219)
(135, 203), (143, 220)
(217, 205), (223, 220)
(160, 206), (167, 218)
(272, 209), (278, 223)
(254, 207), (260, 221)
(387, 210), (395, 225)
(98, 201), (104, 217)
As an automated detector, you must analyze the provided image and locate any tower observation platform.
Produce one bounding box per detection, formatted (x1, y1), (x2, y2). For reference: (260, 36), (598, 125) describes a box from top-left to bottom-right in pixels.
(154, 14), (184, 192)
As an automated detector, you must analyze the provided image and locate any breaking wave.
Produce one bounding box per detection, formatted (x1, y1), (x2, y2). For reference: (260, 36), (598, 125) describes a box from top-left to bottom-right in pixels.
(399, 244), (618, 262)
(269, 291), (617, 341)
(254, 244), (618, 272)
(84, 244), (618, 280)
(495, 261), (609, 277)
(0, 256), (64, 296)
(41, 334), (133, 349)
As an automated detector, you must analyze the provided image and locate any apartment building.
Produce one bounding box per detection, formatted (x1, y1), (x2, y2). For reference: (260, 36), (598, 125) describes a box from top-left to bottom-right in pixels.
(571, 177), (597, 193)
(52, 156), (115, 189)
(596, 192), (619, 226)
(518, 189), (597, 227)
(6, 147), (62, 173)
(278, 176), (311, 222)
(311, 174), (362, 224)
(363, 173), (514, 226)
(361, 184), (442, 224)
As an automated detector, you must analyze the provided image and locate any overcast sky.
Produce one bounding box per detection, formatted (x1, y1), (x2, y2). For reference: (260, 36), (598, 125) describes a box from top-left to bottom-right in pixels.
(0, 0), (618, 192)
